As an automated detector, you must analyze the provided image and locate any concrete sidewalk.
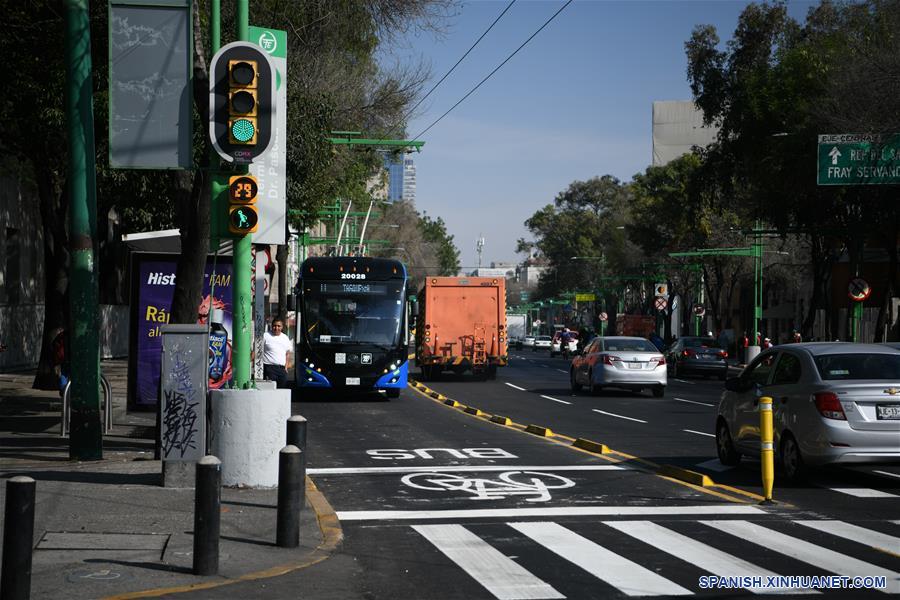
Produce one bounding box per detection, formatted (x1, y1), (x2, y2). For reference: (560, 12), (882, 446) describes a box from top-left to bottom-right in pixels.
(0, 360), (338, 600)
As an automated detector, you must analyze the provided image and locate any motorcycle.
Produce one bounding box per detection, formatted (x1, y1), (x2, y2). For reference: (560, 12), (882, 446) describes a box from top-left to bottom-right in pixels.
(561, 338), (578, 360)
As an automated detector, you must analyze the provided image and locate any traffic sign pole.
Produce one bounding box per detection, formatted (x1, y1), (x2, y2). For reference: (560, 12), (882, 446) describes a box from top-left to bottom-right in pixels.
(233, 0), (252, 389)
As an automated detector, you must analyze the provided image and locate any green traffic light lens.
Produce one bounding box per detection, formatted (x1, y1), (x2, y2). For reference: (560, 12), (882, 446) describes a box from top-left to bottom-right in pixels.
(231, 119), (255, 142)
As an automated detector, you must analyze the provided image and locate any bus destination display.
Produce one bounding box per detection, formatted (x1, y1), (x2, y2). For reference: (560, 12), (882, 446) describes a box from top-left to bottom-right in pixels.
(319, 282), (388, 295)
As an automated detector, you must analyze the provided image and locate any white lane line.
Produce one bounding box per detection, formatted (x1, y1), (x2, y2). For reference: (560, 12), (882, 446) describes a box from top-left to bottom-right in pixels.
(309, 465), (627, 475)
(540, 395), (572, 405)
(540, 364), (550, 368)
(608, 521), (816, 595)
(683, 429), (715, 438)
(555, 369), (568, 374)
(674, 397), (714, 407)
(873, 470), (900, 480)
(592, 409), (647, 424)
(695, 459), (732, 472)
(825, 487), (899, 499)
(504, 382), (527, 391)
(511, 522), (690, 597)
(337, 504), (766, 522)
(702, 520), (900, 594)
(795, 520), (900, 556)
(674, 379), (695, 385)
(413, 524), (564, 600)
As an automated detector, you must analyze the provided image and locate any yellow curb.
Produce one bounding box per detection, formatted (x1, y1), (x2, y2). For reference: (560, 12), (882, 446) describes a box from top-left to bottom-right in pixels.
(490, 415), (512, 426)
(657, 465), (714, 487)
(464, 407), (484, 416)
(443, 399), (460, 407)
(429, 391), (445, 400)
(572, 438), (610, 454)
(101, 477), (343, 599)
(525, 424), (553, 437)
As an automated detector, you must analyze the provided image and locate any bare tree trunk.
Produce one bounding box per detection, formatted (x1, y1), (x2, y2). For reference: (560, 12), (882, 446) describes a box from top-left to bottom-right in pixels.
(170, 0), (212, 324)
(33, 175), (69, 390)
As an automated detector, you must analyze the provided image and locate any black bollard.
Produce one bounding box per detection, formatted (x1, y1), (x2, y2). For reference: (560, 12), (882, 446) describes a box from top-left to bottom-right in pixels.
(193, 455), (221, 575)
(276, 445), (302, 548)
(286, 415), (307, 453)
(286, 415), (308, 477)
(1, 476), (36, 600)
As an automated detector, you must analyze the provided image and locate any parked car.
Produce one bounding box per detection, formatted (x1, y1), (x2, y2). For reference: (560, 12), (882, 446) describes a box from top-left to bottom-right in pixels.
(533, 335), (552, 351)
(716, 342), (900, 481)
(570, 336), (667, 397)
(523, 336), (536, 349)
(665, 337), (728, 380)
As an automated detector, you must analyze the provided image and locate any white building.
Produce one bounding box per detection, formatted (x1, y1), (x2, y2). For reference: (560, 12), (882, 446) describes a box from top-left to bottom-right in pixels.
(651, 100), (719, 166)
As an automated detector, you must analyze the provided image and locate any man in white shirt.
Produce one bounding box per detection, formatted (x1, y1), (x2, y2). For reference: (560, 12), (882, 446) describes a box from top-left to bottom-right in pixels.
(263, 317), (293, 388)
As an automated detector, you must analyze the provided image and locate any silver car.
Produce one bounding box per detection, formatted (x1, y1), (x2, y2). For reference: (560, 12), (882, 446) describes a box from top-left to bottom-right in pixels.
(570, 336), (667, 397)
(716, 342), (900, 481)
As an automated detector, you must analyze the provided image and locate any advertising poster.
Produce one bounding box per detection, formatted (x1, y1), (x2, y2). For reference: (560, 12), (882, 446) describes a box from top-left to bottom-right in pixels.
(128, 253), (233, 409)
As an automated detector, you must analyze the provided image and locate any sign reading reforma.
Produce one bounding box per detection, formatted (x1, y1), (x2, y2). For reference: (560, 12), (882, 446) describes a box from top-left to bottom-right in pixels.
(817, 133), (900, 185)
(248, 26), (287, 244)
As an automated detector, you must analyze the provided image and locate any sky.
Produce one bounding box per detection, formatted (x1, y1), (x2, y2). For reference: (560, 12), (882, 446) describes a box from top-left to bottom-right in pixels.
(378, 0), (818, 270)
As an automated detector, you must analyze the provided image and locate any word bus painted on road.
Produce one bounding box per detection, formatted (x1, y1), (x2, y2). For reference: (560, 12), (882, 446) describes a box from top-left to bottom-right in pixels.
(366, 448), (518, 460)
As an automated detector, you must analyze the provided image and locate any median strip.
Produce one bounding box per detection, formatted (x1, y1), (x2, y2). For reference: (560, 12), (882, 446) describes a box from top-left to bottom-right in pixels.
(525, 424), (554, 437)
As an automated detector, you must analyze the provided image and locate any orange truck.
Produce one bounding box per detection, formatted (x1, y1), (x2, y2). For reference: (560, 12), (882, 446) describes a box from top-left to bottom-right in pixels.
(415, 276), (508, 380)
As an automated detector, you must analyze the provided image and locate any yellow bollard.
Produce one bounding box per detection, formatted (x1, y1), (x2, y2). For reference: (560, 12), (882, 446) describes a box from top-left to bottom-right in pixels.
(759, 396), (775, 504)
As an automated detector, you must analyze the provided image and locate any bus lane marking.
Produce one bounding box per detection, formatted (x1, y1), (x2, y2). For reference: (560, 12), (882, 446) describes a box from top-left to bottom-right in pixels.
(592, 409), (647, 424)
(401, 470), (576, 503)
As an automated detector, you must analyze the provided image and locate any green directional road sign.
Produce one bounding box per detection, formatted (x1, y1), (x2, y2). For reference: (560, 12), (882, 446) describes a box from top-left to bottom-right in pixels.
(817, 133), (900, 185)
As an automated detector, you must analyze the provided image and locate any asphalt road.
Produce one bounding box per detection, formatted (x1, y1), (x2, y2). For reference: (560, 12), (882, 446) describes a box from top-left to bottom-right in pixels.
(180, 356), (900, 599)
(424, 350), (900, 521)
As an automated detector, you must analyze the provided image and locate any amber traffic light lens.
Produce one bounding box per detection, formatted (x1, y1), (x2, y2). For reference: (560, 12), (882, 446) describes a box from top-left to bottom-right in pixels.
(230, 90), (256, 114)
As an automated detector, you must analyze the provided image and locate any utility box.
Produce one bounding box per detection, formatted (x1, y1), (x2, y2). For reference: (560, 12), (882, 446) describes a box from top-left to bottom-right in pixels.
(160, 324), (209, 487)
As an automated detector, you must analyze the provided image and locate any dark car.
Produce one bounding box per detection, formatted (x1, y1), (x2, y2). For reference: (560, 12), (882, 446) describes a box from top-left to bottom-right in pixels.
(665, 337), (728, 380)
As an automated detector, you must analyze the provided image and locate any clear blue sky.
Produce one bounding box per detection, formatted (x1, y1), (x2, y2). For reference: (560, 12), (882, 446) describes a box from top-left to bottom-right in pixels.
(379, 0), (817, 269)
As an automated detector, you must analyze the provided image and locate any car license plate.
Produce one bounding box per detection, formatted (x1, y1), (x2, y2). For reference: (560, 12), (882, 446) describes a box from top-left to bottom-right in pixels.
(627, 362), (642, 369)
(876, 404), (900, 420)
(345, 377), (361, 386)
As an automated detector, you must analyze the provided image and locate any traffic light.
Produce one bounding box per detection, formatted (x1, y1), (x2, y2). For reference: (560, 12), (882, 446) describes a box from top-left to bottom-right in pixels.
(209, 42), (276, 164)
(654, 283), (668, 298)
(228, 174), (259, 235)
(228, 60), (258, 145)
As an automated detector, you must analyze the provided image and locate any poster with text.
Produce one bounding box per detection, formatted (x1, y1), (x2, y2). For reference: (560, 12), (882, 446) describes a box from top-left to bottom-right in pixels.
(129, 254), (233, 409)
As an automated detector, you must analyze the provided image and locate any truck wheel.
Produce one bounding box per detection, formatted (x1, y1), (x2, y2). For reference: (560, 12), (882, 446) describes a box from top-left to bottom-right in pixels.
(428, 366), (441, 381)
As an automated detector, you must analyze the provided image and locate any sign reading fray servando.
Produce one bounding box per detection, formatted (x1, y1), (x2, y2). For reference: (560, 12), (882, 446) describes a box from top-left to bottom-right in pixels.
(817, 133), (900, 185)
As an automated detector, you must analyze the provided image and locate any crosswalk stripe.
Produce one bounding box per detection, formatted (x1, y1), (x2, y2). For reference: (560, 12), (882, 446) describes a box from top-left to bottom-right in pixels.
(701, 520), (900, 594)
(606, 521), (816, 595)
(826, 487), (899, 499)
(338, 504), (765, 522)
(794, 520), (900, 557)
(412, 524), (564, 600)
(510, 522), (691, 597)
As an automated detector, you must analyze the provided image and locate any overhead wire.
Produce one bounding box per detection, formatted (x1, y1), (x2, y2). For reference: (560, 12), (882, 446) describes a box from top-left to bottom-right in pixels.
(411, 0), (574, 141)
(398, 0), (517, 135)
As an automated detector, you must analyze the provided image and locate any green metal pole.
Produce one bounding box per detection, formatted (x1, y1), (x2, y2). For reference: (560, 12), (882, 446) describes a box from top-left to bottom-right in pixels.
(230, 0), (253, 388)
(65, 0), (101, 460)
(851, 301), (862, 342)
(753, 220), (763, 344)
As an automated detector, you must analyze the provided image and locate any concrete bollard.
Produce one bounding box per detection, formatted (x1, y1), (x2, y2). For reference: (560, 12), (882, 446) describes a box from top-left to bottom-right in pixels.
(193, 456), (221, 575)
(1, 476), (36, 600)
(276, 445), (303, 548)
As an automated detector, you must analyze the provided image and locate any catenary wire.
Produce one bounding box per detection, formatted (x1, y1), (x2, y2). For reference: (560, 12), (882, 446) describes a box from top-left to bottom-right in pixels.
(396, 0), (516, 137)
(411, 0), (573, 141)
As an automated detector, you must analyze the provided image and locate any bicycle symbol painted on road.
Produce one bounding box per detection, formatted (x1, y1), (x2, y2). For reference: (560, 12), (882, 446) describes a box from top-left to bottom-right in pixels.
(400, 471), (575, 502)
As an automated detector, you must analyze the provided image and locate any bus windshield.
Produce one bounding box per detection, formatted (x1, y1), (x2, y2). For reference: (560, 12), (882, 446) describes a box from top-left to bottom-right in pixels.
(303, 280), (405, 347)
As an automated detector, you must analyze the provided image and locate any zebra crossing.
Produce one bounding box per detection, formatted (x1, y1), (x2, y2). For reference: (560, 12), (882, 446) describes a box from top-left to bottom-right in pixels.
(407, 517), (900, 598)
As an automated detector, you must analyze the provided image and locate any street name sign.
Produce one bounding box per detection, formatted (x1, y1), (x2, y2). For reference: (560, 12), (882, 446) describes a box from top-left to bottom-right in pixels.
(817, 133), (900, 185)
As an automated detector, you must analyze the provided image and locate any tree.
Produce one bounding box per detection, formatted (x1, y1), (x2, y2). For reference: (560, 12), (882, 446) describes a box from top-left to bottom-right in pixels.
(685, 0), (900, 340)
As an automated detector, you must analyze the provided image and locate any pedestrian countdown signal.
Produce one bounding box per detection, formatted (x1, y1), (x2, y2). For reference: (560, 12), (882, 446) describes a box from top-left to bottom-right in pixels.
(228, 175), (259, 234)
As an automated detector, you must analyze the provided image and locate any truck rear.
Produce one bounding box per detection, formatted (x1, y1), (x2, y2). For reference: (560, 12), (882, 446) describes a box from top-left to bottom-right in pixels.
(416, 277), (508, 380)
